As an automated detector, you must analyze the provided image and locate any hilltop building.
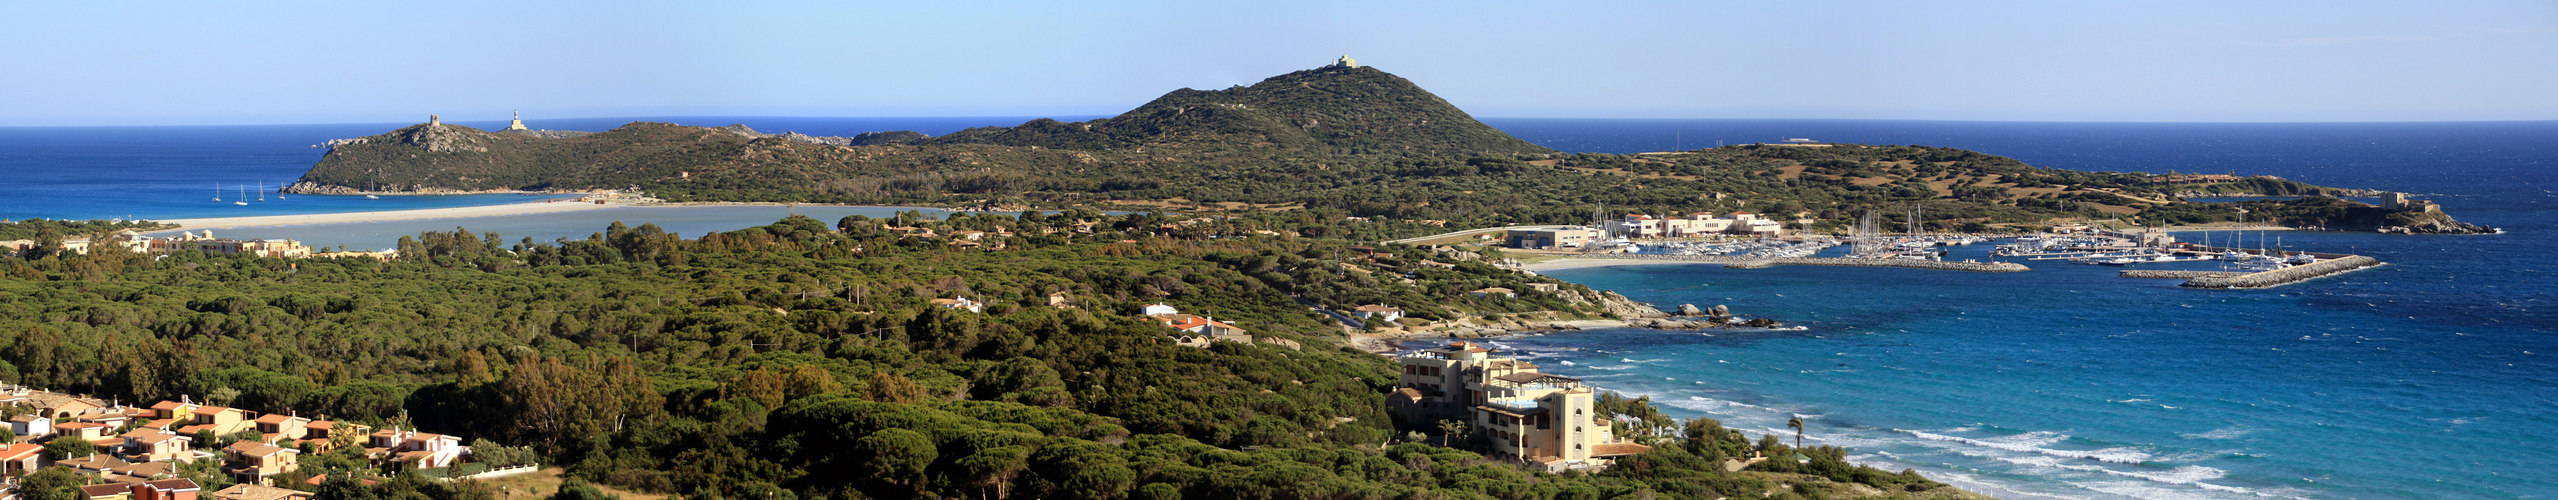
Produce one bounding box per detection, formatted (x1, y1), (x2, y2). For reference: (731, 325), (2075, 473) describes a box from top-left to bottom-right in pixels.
(506, 110), (528, 131)
(1334, 55), (1359, 68)
(2381, 192), (2441, 213)
(1389, 342), (1649, 471)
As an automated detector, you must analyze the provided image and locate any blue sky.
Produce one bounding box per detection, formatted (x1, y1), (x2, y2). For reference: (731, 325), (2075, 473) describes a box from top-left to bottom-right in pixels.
(5, 0), (2554, 125)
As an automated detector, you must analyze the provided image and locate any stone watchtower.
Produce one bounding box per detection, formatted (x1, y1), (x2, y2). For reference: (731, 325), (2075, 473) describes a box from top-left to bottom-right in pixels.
(507, 110), (528, 131)
(428, 115), (441, 127)
(1334, 55), (1359, 69)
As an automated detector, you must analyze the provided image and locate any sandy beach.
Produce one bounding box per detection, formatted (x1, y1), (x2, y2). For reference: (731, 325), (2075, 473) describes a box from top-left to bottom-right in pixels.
(153, 200), (628, 232)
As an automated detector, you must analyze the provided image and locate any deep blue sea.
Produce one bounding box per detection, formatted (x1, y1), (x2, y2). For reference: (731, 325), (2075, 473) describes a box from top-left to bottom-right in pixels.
(1482, 119), (2558, 499)
(4, 117), (2552, 498)
(0, 116), (1092, 222)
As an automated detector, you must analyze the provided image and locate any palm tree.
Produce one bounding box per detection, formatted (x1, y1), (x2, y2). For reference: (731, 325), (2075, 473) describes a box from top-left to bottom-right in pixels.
(1787, 416), (1805, 449)
(1437, 418), (1467, 447)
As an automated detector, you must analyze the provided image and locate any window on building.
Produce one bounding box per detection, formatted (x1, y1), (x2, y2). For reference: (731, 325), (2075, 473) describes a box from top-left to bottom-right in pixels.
(1535, 414), (1548, 430)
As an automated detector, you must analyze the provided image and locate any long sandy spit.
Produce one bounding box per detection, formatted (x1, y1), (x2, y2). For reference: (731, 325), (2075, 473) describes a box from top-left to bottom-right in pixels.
(153, 200), (625, 232)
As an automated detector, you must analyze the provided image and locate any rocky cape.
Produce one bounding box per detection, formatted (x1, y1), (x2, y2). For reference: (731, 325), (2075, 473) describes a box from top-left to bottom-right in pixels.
(2225, 196), (2497, 235)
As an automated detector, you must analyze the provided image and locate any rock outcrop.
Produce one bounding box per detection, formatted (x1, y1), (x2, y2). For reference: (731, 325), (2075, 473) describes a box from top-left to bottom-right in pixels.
(401, 123), (490, 153)
(2376, 211), (2496, 235)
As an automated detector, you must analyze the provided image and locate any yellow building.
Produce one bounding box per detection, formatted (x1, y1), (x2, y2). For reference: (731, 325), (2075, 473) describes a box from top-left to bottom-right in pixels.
(1389, 342), (1648, 471)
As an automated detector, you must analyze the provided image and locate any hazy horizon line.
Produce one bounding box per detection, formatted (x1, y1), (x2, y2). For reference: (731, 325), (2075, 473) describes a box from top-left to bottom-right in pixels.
(7, 114), (2556, 129)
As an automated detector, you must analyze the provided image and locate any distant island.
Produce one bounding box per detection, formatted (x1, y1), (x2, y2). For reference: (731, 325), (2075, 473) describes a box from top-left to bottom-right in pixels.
(290, 62), (2489, 236)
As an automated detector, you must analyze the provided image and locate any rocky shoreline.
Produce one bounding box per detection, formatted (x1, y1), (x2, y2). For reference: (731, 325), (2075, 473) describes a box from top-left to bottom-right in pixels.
(1350, 292), (1784, 355)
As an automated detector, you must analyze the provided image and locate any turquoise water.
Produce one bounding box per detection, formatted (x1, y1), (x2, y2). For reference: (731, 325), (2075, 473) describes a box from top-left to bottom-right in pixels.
(1484, 119), (2557, 499)
(1520, 235), (2551, 499)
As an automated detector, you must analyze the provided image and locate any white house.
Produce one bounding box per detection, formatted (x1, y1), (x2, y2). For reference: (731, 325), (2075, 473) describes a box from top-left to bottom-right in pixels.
(1352, 304), (1404, 322)
(7, 414), (50, 437)
(929, 297), (984, 313)
(1141, 303), (1179, 316)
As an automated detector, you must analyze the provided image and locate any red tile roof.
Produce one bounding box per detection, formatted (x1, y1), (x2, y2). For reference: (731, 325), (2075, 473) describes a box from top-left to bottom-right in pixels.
(140, 479), (201, 492)
(0, 442), (43, 460)
(78, 484), (131, 499)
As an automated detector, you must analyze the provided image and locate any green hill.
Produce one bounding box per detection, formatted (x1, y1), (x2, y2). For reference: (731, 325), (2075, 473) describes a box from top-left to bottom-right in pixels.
(926, 65), (1552, 156)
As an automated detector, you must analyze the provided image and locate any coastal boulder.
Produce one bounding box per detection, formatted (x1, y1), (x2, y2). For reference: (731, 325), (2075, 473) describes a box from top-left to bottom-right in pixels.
(1677, 304), (1704, 316)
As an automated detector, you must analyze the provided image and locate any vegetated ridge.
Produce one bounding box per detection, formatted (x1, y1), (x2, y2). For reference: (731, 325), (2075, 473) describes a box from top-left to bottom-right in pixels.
(289, 62), (2483, 235)
(0, 212), (1970, 499)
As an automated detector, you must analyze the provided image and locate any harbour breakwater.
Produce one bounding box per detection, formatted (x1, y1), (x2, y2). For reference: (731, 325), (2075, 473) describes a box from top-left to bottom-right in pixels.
(1569, 253), (2032, 272)
(2119, 270), (2243, 279)
(2180, 255), (2383, 289)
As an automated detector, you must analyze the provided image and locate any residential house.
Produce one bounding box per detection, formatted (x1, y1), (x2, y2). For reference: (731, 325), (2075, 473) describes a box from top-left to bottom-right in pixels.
(0, 442), (46, 475)
(54, 421), (114, 442)
(365, 429), (465, 469)
(9, 414), (51, 438)
(1468, 287), (1517, 299)
(145, 401), (195, 431)
(79, 484), (134, 500)
(207, 484), (309, 500)
(55, 454), (132, 476)
(29, 393), (104, 420)
(177, 406), (254, 436)
(1152, 314), (1244, 337)
(132, 479), (200, 500)
(118, 429), (192, 462)
(927, 297), (983, 313)
(78, 409), (138, 431)
(1351, 305), (1404, 322)
(250, 414), (308, 443)
(1389, 342), (1650, 472)
(103, 461), (182, 483)
(222, 441), (299, 485)
(1140, 303), (1179, 316)
(293, 421), (362, 451)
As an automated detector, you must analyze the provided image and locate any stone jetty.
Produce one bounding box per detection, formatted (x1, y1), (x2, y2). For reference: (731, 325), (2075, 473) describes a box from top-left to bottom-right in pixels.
(1574, 253), (2031, 272)
(2119, 270), (2243, 279)
(2180, 255), (2383, 289)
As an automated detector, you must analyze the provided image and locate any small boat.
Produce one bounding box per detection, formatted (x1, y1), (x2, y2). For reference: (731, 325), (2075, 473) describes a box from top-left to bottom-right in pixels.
(213, 183), (222, 202)
(257, 181), (266, 202)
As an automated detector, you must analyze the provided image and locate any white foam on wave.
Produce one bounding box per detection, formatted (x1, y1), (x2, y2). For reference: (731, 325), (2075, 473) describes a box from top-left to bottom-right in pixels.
(2068, 480), (2225, 500)
(1585, 365), (1638, 371)
(1897, 429), (2153, 465)
(2180, 427), (2252, 440)
(1662, 395), (1770, 414)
